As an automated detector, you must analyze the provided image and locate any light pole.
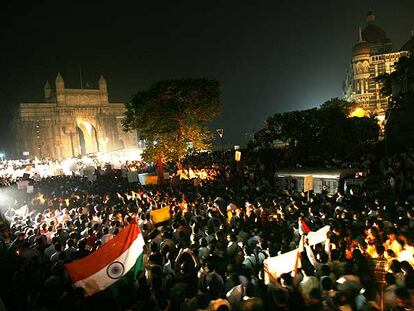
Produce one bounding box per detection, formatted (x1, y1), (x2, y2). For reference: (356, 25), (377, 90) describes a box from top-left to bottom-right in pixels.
(384, 103), (396, 157)
(216, 128), (224, 158)
(38, 142), (44, 159)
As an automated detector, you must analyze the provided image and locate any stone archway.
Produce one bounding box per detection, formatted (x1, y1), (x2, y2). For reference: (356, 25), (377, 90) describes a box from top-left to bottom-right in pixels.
(76, 126), (86, 155)
(76, 119), (99, 154)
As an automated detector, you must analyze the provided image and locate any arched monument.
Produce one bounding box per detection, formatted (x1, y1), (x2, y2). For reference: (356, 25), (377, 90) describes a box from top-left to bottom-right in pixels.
(13, 73), (137, 159)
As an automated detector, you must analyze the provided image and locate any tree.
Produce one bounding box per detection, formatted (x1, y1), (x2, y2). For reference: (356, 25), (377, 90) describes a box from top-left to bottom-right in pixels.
(377, 56), (414, 152)
(251, 98), (379, 162)
(123, 78), (221, 181)
(319, 97), (353, 114)
(377, 56), (414, 109)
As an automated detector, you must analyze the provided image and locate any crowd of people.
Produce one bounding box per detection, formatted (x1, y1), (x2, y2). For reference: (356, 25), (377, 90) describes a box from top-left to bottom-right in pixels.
(0, 154), (153, 188)
(1, 149), (414, 310)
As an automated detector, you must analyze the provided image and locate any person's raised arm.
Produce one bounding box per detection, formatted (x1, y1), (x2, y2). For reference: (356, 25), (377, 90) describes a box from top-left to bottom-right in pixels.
(305, 237), (318, 269)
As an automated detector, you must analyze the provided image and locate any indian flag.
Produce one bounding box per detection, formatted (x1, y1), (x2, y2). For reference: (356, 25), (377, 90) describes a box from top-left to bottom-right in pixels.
(65, 220), (144, 296)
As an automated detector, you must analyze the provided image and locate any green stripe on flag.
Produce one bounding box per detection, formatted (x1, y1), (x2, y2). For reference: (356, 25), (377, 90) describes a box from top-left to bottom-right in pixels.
(107, 252), (144, 298)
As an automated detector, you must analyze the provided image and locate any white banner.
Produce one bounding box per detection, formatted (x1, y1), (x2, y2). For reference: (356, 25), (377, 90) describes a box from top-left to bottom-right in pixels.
(307, 225), (330, 246)
(26, 185), (34, 194)
(263, 248), (301, 285)
(17, 180), (29, 190)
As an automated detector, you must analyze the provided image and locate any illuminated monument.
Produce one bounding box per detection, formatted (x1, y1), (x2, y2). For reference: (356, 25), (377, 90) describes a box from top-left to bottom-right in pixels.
(343, 11), (414, 116)
(14, 73), (137, 158)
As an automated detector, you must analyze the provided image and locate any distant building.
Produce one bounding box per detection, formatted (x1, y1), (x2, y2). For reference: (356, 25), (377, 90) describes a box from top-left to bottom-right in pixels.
(13, 73), (137, 159)
(343, 11), (414, 116)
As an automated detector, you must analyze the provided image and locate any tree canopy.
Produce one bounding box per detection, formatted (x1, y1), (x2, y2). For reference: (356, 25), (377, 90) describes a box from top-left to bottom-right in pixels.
(123, 78), (221, 165)
(377, 56), (414, 152)
(252, 98), (379, 160)
(377, 56), (414, 109)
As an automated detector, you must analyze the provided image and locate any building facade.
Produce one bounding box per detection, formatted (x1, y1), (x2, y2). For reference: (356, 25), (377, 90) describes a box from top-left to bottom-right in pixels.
(343, 11), (414, 116)
(13, 73), (137, 159)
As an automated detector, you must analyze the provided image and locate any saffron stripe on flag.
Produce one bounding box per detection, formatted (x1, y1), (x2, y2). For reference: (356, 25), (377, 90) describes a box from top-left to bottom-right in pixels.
(65, 221), (140, 282)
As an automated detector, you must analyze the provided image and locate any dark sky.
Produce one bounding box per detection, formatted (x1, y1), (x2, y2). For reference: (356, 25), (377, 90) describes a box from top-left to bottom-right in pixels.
(0, 0), (413, 152)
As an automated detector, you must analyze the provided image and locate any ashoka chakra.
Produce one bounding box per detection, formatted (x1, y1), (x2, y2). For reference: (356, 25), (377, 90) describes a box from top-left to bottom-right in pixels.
(106, 261), (125, 279)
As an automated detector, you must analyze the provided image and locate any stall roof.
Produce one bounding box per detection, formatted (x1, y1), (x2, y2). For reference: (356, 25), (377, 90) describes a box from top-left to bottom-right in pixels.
(275, 168), (357, 179)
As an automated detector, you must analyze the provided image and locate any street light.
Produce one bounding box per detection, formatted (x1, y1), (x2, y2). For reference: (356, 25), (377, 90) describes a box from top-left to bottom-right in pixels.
(0, 152), (4, 161)
(216, 128), (224, 158)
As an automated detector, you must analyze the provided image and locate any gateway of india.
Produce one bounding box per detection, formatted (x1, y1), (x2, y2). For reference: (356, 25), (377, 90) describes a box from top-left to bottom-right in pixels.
(13, 73), (137, 159)
(343, 11), (414, 116)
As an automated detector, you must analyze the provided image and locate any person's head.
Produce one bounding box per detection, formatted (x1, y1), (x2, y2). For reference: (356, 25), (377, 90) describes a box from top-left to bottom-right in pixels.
(17, 231), (25, 241)
(54, 242), (62, 252)
(216, 305), (230, 311)
(150, 242), (159, 253)
(331, 249), (341, 261)
(69, 231), (78, 241)
(387, 229), (397, 241)
(280, 273), (292, 287)
(405, 273), (414, 290)
(308, 288), (322, 305)
(321, 277), (333, 291)
(395, 287), (411, 306)
(320, 264), (331, 276)
(318, 252), (329, 264)
(367, 227), (379, 239)
(385, 273), (396, 286)
(376, 245), (385, 257)
(78, 238), (87, 250)
(390, 260), (402, 273)
(386, 249), (396, 259)
(67, 239), (75, 248)
(401, 261), (414, 275)
(200, 238), (208, 248)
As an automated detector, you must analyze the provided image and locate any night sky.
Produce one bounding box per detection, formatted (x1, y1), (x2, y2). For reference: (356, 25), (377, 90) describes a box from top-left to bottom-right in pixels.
(0, 0), (413, 153)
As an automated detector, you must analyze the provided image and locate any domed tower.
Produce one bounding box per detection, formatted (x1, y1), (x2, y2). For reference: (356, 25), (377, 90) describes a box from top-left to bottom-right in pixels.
(350, 27), (371, 108)
(44, 80), (52, 99)
(362, 11), (392, 55)
(366, 10), (376, 23)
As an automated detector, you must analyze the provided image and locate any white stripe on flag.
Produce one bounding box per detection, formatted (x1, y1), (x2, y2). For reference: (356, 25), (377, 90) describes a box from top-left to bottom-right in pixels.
(74, 234), (145, 296)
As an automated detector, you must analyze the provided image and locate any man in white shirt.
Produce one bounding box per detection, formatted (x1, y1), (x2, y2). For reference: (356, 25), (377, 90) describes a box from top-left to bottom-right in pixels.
(44, 237), (59, 260)
(50, 242), (63, 264)
(101, 227), (113, 245)
(383, 229), (402, 258)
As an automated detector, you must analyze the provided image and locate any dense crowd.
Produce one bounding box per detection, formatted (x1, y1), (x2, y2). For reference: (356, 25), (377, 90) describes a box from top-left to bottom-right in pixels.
(1, 150), (414, 310)
(0, 155), (153, 188)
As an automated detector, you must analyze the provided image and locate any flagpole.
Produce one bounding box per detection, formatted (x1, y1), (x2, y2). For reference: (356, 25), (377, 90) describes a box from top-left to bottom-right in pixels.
(79, 66), (83, 89)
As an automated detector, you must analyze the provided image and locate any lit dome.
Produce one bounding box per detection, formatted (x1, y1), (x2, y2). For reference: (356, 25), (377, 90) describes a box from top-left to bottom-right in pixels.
(352, 41), (371, 57)
(362, 11), (389, 44)
(362, 24), (388, 44)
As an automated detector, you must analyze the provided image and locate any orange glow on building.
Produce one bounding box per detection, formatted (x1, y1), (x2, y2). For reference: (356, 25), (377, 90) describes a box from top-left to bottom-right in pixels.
(348, 107), (368, 118)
